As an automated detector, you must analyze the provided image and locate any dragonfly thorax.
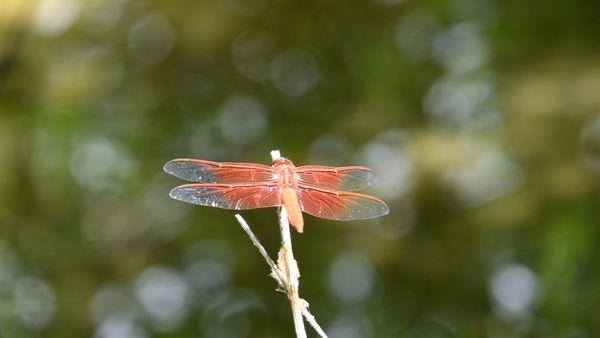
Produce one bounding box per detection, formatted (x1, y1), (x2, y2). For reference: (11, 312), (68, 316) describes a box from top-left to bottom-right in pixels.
(272, 157), (297, 187)
(271, 157), (295, 167)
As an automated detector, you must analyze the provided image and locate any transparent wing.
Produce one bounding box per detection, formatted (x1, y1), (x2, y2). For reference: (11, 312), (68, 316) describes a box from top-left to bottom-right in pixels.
(164, 158), (276, 183)
(169, 183), (281, 210)
(295, 165), (376, 191)
(297, 186), (389, 221)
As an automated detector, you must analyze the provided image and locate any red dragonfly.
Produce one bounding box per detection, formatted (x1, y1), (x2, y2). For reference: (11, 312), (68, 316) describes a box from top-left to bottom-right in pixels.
(164, 157), (389, 233)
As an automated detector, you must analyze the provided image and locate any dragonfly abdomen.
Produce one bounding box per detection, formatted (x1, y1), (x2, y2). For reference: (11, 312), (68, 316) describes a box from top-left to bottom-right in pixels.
(281, 186), (304, 233)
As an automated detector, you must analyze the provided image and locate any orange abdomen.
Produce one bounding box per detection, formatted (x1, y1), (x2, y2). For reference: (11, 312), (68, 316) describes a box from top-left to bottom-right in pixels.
(282, 186), (304, 233)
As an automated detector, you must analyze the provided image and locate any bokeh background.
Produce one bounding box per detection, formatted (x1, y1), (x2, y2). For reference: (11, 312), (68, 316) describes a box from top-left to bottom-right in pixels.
(1, 0), (600, 337)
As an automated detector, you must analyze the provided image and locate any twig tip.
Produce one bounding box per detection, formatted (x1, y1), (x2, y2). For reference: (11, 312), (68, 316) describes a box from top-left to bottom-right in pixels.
(271, 150), (281, 161)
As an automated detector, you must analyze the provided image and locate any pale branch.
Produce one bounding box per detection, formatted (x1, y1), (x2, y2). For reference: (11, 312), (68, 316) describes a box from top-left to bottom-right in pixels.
(300, 299), (329, 338)
(277, 204), (306, 338)
(234, 213), (328, 338)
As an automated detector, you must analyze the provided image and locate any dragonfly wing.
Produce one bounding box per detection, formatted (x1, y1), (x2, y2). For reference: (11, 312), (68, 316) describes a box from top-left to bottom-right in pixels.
(170, 183), (281, 210)
(297, 185), (389, 221)
(164, 159), (276, 183)
(295, 165), (376, 191)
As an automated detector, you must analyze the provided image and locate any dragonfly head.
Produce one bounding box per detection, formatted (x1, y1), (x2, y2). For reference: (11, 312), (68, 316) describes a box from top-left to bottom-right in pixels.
(272, 157), (295, 168)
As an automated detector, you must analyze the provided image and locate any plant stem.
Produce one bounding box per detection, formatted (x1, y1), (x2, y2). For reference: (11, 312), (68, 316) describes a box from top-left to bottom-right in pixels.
(235, 213), (328, 338)
(277, 204), (306, 338)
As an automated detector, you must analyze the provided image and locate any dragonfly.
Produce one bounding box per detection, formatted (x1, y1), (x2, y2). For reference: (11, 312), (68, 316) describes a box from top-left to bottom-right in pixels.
(163, 157), (389, 233)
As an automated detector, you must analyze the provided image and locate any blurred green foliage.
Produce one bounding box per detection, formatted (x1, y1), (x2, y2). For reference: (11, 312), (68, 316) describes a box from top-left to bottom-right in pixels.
(1, 0), (600, 337)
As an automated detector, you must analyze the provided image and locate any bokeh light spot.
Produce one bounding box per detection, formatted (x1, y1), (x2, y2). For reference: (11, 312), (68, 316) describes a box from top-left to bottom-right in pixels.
(442, 147), (522, 207)
(218, 94), (267, 146)
(13, 277), (56, 330)
(424, 75), (499, 129)
(432, 23), (489, 73)
(184, 259), (231, 306)
(69, 135), (137, 191)
(328, 252), (375, 304)
(128, 14), (175, 66)
(270, 49), (320, 97)
(34, 0), (81, 36)
(95, 313), (147, 338)
(328, 312), (374, 338)
(361, 141), (413, 199)
(134, 266), (191, 331)
(490, 264), (538, 320)
(231, 30), (277, 82)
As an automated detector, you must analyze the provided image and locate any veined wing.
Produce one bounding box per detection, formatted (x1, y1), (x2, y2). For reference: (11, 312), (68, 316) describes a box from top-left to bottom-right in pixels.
(164, 159), (276, 183)
(169, 183), (281, 210)
(297, 185), (388, 221)
(295, 165), (376, 191)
